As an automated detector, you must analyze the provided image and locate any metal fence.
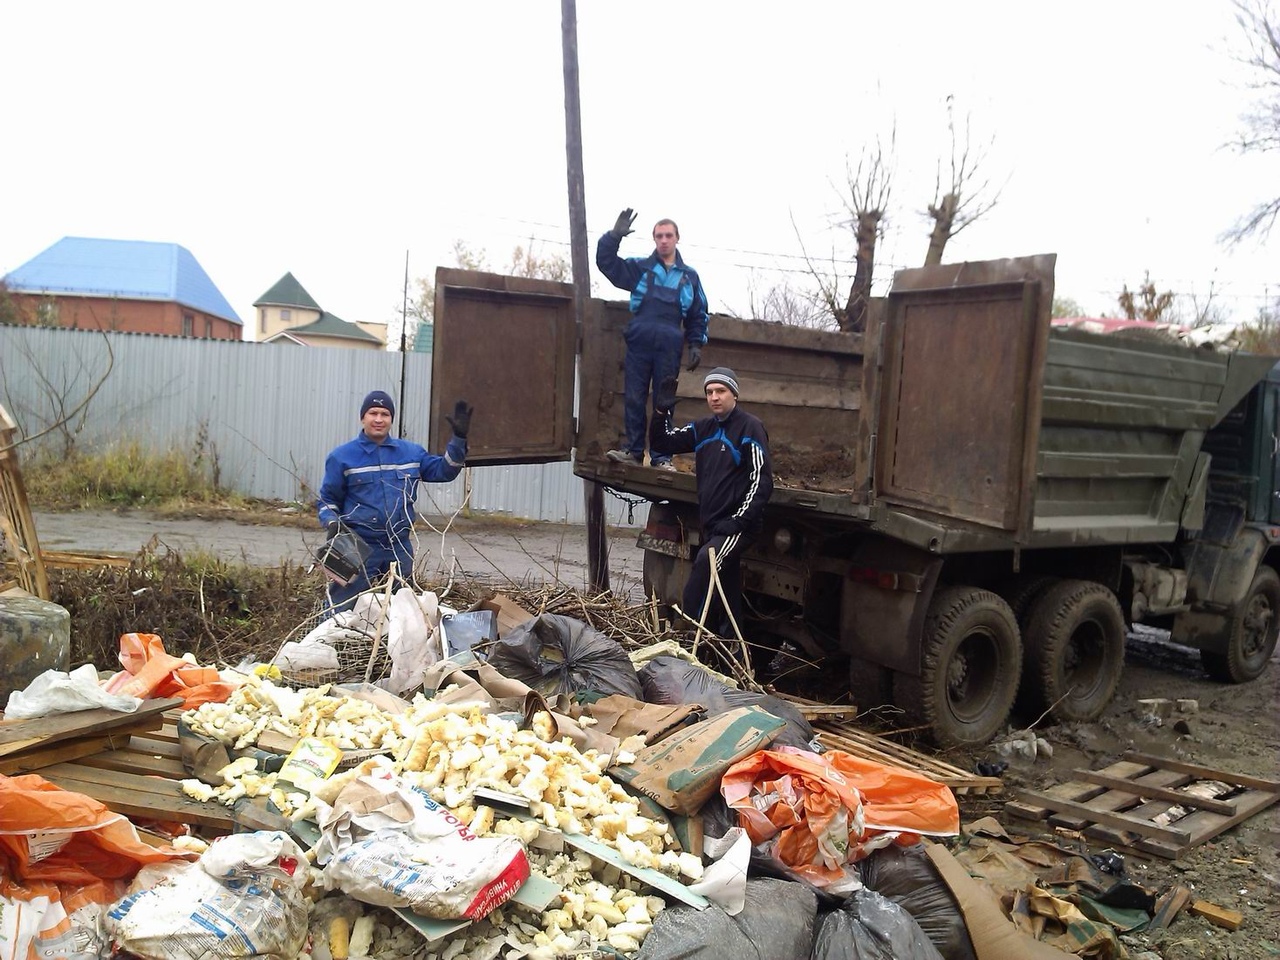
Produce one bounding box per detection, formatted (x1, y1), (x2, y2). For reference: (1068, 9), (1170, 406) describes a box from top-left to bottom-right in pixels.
(0, 325), (645, 526)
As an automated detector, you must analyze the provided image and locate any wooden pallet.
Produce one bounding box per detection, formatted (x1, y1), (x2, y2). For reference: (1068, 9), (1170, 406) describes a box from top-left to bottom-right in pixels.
(3, 706), (247, 835)
(813, 719), (1004, 794)
(1006, 751), (1280, 858)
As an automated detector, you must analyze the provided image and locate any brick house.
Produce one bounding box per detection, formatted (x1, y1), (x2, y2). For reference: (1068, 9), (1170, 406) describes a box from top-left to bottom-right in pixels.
(2, 237), (242, 339)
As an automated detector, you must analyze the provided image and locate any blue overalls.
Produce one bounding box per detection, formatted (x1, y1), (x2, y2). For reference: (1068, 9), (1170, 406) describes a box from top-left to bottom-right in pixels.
(622, 269), (688, 463)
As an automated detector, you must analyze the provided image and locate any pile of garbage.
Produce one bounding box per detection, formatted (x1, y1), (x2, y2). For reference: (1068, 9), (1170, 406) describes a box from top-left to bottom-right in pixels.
(1, 587), (1083, 960)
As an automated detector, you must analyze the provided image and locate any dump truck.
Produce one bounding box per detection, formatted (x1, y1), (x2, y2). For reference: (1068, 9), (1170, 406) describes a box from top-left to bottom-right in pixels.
(429, 255), (1280, 747)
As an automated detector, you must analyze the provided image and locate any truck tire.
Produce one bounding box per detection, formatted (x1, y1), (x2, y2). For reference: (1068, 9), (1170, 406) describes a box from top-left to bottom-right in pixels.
(893, 586), (1021, 748)
(1003, 576), (1061, 632)
(1202, 565), (1280, 683)
(1023, 580), (1125, 723)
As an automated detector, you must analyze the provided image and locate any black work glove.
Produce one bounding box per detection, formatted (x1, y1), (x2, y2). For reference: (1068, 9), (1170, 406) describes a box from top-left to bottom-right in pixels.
(611, 208), (637, 238)
(326, 521), (342, 541)
(654, 375), (679, 413)
(686, 344), (702, 371)
(446, 400), (473, 439)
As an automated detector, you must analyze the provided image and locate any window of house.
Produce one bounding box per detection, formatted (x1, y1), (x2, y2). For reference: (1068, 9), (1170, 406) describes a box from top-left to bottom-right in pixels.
(281, 309), (292, 322)
(260, 308), (267, 333)
(205, 317), (213, 338)
(182, 313), (194, 337)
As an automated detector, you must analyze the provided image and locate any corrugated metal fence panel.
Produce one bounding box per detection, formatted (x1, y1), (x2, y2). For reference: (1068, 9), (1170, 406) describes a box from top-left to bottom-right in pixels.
(0, 326), (643, 526)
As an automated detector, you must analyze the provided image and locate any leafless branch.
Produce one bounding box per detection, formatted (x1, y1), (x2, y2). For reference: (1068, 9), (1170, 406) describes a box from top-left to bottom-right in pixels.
(1223, 0), (1280, 243)
(923, 98), (1005, 266)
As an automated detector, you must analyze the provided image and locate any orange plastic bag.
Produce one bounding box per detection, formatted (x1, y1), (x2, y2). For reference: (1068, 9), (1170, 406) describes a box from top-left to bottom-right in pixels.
(720, 746), (959, 888)
(102, 633), (238, 708)
(0, 773), (185, 886)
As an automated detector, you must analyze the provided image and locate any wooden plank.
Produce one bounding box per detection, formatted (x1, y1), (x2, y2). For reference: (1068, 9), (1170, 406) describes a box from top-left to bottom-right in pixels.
(0, 736), (111, 775)
(1072, 768), (1238, 815)
(1048, 769), (1187, 833)
(124, 735), (184, 760)
(1006, 760), (1151, 821)
(1123, 751), (1280, 792)
(1136, 787), (1280, 859)
(1148, 885), (1193, 930)
(1014, 791), (1193, 845)
(820, 733), (1001, 791)
(38, 763), (235, 831)
(1189, 900), (1244, 931)
(76, 749), (188, 779)
(0, 699), (179, 756)
(816, 719), (987, 780)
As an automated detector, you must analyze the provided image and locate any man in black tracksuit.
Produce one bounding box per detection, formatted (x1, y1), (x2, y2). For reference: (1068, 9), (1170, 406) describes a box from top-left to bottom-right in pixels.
(650, 366), (773, 667)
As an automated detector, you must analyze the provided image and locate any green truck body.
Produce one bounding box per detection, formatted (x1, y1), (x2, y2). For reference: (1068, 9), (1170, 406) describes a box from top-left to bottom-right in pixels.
(431, 256), (1280, 746)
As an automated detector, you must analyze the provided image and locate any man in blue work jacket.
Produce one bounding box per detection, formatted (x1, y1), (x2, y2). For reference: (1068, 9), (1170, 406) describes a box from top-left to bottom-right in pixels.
(596, 209), (709, 469)
(317, 390), (472, 611)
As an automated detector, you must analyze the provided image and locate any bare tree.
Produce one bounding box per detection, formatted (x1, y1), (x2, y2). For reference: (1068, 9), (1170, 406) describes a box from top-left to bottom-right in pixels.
(1116, 272), (1178, 323)
(923, 97), (1003, 266)
(1223, 0), (1280, 243)
(0, 329), (115, 458)
(1052, 295), (1085, 318)
(731, 270), (834, 330)
(795, 132), (898, 333)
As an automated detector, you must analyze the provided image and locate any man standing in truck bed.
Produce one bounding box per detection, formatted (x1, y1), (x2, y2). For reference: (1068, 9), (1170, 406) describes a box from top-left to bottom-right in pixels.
(651, 367), (773, 668)
(596, 208), (709, 470)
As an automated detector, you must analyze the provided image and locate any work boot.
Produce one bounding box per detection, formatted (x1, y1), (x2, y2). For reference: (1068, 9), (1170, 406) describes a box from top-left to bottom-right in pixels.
(653, 460), (677, 472)
(606, 449), (641, 464)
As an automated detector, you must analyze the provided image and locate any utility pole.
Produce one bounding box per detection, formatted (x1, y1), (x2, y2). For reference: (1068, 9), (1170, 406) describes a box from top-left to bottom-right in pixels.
(561, 0), (609, 591)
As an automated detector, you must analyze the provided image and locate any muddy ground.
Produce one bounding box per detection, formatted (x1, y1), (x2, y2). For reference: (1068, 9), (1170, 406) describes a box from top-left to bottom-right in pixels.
(21, 508), (1280, 958)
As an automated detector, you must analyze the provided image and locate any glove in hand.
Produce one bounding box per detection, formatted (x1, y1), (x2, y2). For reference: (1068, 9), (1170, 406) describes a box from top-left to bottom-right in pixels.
(686, 345), (702, 371)
(654, 375), (679, 412)
(326, 521), (342, 540)
(446, 400), (473, 439)
(612, 208), (637, 238)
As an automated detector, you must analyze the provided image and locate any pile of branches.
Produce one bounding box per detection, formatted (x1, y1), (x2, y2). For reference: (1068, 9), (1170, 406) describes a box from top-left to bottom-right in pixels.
(45, 542), (801, 695)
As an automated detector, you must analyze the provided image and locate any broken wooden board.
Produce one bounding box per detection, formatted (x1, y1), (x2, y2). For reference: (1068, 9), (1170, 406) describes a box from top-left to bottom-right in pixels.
(813, 719), (1004, 794)
(1008, 752), (1280, 859)
(773, 693), (857, 721)
(0, 697), (180, 757)
(0, 405), (50, 600)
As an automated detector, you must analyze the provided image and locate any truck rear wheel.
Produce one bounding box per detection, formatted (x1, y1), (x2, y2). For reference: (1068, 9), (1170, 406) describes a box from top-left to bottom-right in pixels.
(1202, 565), (1280, 683)
(1023, 580), (1125, 723)
(894, 586), (1021, 748)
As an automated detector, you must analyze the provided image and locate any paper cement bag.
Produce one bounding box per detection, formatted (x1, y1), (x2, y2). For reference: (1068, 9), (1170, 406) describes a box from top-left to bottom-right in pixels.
(316, 770), (529, 920)
(609, 706), (785, 816)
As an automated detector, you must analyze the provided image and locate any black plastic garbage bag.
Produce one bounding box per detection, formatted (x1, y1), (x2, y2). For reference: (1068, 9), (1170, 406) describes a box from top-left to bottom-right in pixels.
(811, 889), (944, 960)
(485, 613), (642, 698)
(859, 843), (977, 960)
(638, 878), (817, 960)
(639, 655), (815, 750)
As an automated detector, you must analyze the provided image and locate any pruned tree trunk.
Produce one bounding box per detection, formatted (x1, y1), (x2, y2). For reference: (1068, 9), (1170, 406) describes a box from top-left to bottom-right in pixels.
(844, 210), (882, 332)
(924, 193), (958, 266)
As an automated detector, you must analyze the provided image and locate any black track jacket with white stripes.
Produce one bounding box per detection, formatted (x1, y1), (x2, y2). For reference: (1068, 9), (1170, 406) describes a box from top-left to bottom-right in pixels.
(651, 405), (773, 535)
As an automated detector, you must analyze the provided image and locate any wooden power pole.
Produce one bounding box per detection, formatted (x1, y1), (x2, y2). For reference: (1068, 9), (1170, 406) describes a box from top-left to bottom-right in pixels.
(561, 0), (609, 592)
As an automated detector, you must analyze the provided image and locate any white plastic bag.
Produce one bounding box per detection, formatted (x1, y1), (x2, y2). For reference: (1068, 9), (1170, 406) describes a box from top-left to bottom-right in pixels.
(317, 770), (529, 919)
(5, 664), (143, 719)
(104, 831), (310, 960)
(384, 587), (438, 694)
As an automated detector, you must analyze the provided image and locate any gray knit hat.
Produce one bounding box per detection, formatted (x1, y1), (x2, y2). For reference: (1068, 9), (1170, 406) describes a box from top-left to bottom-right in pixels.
(703, 367), (739, 397)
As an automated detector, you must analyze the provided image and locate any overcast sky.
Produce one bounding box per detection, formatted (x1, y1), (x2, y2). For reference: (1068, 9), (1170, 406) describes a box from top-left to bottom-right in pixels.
(2, 1), (1275, 339)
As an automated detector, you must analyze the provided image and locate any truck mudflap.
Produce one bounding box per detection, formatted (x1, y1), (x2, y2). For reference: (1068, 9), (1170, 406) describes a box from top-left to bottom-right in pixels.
(837, 535), (944, 675)
(1174, 523), (1272, 656)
